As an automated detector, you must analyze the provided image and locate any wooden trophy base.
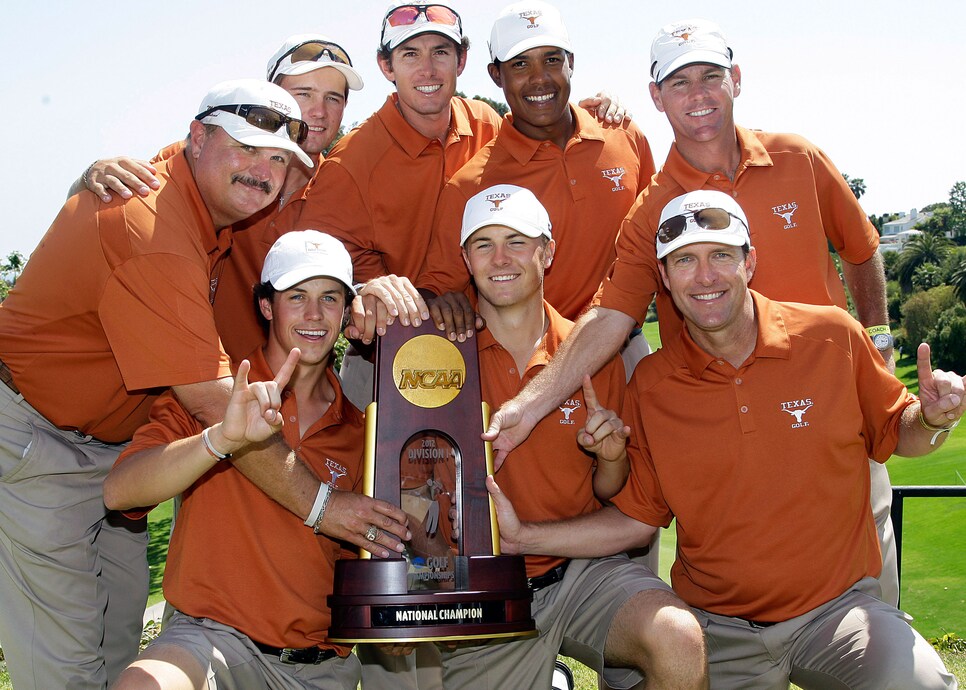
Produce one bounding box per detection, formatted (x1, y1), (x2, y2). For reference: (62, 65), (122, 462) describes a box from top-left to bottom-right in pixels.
(328, 556), (535, 643)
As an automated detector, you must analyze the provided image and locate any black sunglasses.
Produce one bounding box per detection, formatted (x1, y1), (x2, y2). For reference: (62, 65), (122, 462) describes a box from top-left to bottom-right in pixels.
(195, 104), (309, 145)
(657, 207), (747, 244)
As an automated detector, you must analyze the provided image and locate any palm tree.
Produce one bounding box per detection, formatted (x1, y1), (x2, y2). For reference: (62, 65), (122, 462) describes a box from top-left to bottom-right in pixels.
(896, 233), (952, 293)
(842, 173), (867, 200)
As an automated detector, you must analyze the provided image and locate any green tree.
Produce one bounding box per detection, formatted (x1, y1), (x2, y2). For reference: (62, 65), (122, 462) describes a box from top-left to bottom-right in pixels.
(842, 173), (866, 200)
(900, 285), (958, 348)
(915, 206), (956, 237)
(949, 180), (966, 237)
(896, 233), (952, 293)
(912, 263), (945, 292)
(0, 251), (25, 301)
(930, 303), (966, 371)
(455, 91), (510, 117)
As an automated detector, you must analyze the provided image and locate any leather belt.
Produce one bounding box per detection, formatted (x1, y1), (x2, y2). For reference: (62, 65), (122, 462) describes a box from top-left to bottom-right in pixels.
(252, 641), (338, 665)
(0, 358), (20, 395)
(527, 561), (569, 591)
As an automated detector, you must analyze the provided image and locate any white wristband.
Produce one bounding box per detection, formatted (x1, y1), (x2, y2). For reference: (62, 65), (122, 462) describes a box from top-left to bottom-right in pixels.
(201, 427), (230, 461)
(304, 482), (332, 527)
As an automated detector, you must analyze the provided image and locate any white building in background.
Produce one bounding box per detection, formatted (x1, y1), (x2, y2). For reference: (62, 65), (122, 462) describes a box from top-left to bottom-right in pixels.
(878, 208), (933, 254)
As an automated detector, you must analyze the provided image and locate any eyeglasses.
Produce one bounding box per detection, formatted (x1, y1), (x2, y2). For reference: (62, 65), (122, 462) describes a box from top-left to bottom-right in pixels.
(657, 207), (748, 244)
(382, 4), (462, 42)
(268, 40), (353, 83)
(195, 104), (309, 145)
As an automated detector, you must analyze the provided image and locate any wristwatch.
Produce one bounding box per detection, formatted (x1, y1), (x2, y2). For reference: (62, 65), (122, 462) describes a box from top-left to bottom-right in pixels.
(872, 332), (894, 351)
(866, 325), (893, 352)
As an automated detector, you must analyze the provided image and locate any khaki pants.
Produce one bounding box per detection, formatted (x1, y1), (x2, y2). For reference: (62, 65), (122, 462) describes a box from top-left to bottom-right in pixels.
(0, 383), (148, 689)
(694, 577), (956, 689)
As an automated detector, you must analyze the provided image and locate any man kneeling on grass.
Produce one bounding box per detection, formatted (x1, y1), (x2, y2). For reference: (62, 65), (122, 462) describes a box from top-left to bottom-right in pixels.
(104, 231), (411, 689)
(489, 191), (959, 689)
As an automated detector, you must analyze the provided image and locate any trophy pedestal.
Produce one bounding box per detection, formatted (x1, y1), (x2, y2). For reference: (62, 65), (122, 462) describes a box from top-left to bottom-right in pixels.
(329, 556), (534, 643)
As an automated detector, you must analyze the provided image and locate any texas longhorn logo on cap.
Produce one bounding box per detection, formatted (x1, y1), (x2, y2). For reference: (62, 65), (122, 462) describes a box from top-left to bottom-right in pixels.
(519, 10), (542, 26)
(485, 191), (512, 211)
(671, 25), (696, 44)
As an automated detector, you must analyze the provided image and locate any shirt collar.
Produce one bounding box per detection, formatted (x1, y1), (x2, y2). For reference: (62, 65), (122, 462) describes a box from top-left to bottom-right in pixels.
(663, 124), (773, 189)
(676, 290), (790, 378)
(499, 105), (603, 165)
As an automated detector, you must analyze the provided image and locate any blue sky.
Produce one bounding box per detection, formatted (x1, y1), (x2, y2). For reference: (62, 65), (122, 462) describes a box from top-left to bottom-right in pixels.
(3, 0), (963, 259)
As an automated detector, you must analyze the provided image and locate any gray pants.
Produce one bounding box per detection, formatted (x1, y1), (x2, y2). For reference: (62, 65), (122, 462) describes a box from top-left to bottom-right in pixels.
(694, 577), (956, 689)
(0, 383), (148, 689)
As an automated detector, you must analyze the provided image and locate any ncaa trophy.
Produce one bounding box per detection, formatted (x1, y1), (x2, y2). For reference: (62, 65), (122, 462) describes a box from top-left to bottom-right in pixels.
(327, 320), (535, 643)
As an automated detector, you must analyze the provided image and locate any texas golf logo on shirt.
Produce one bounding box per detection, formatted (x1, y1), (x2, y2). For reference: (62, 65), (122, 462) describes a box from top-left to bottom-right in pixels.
(780, 398), (813, 429)
(772, 201), (799, 229)
(519, 10), (542, 26)
(325, 458), (348, 486)
(601, 167), (626, 192)
(558, 399), (582, 425)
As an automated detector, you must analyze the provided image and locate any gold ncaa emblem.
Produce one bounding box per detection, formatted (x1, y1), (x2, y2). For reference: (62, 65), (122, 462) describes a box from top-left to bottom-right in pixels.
(393, 335), (466, 409)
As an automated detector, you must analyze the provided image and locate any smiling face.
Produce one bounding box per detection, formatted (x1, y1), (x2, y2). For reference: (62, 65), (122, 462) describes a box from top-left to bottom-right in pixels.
(659, 242), (756, 345)
(188, 121), (291, 229)
(259, 276), (347, 368)
(650, 63), (741, 146)
(461, 224), (554, 311)
(378, 33), (465, 124)
(489, 46), (574, 143)
(277, 68), (348, 157)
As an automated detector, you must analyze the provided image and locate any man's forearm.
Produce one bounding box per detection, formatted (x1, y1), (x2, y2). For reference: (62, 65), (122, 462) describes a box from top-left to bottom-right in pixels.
(841, 252), (888, 327)
(518, 506), (655, 558)
(231, 437), (320, 519)
(517, 307), (635, 422)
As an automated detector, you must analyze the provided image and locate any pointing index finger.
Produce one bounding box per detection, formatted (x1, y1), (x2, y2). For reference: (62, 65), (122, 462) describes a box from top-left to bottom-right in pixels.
(581, 374), (600, 411)
(273, 348), (301, 390)
(916, 342), (935, 389)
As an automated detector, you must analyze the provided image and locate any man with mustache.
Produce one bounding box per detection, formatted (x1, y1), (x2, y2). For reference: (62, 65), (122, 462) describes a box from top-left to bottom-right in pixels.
(0, 79), (411, 690)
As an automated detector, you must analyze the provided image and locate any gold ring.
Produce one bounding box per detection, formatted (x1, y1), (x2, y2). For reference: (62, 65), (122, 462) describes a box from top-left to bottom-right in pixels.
(365, 525), (379, 542)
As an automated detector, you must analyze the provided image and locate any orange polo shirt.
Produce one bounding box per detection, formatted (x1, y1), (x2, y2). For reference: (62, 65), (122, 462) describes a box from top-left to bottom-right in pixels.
(151, 140), (309, 362)
(598, 126), (880, 333)
(296, 95), (502, 282)
(418, 107), (655, 320)
(481, 301), (625, 578)
(0, 152), (232, 442)
(612, 292), (914, 622)
(116, 350), (362, 652)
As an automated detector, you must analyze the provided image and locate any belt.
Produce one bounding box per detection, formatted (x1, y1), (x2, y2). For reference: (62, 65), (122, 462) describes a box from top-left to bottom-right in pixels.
(741, 618), (778, 628)
(527, 561), (569, 591)
(252, 641), (339, 665)
(0, 358), (20, 395)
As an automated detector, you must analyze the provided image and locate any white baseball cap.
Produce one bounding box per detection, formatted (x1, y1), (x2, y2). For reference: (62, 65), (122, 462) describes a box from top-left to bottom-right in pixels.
(261, 230), (357, 294)
(488, 1), (572, 63)
(461, 184), (552, 246)
(656, 190), (750, 259)
(650, 19), (733, 83)
(266, 34), (364, 91)
(380, 2), (463, 51)
(195, 79), (313, 168)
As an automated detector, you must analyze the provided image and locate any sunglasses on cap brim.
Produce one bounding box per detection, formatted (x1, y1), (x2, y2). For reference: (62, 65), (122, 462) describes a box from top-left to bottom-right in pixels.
(268, 40), (353, 82)
(383, 4), (461, 35)
(657, 207), (748, 244)
(195, 104), (309, 145)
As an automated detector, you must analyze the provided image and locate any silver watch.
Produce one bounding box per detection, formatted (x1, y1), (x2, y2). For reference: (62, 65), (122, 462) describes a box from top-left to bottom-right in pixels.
(872, 332), (894, 351)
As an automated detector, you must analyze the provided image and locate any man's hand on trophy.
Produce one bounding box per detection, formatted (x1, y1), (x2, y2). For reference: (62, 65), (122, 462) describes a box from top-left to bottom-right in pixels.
(317, 491), (412, 558)
(425, 290), (484, 343)
(344, 275), (430, 344)
(482, 398), (539, 470)
(485, 475), (526, 555)
(375, 642), (417, 656)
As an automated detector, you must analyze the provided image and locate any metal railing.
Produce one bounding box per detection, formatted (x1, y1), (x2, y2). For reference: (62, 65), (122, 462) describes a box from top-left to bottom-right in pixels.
(891, 485), (966, 606)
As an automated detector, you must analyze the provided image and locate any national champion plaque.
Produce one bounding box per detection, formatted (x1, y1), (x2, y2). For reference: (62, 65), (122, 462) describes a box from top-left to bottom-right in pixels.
(328, 321), (535, 643)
